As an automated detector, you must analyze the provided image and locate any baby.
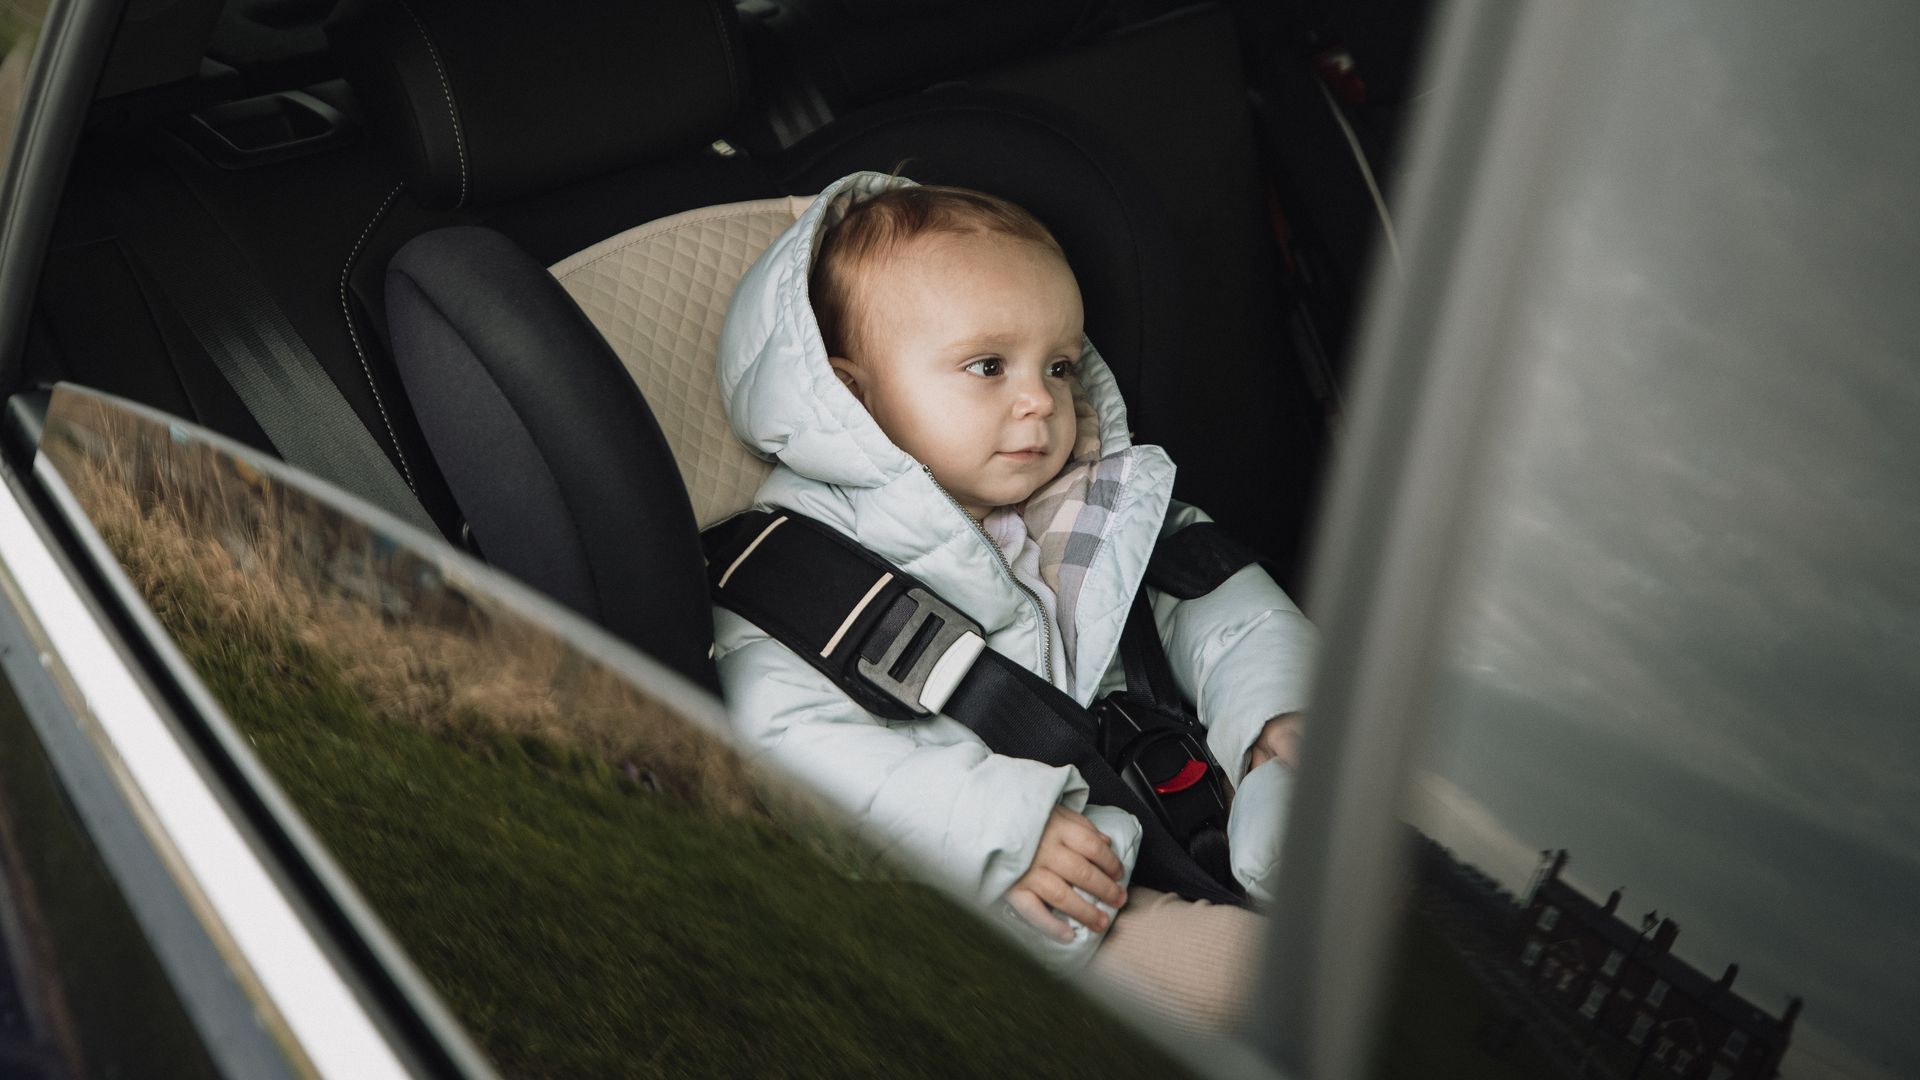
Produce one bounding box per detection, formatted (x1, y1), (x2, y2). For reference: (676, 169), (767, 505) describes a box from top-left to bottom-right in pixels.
(714, 172), (1315, 1034)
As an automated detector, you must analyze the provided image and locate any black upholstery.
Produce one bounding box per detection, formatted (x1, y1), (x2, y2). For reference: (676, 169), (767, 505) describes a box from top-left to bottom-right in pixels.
(776, 44), (1326, 586)
(361, 1), (1323, 679)
(385, 226), (720, 692)
(777, 90), (1182, 444)
(732, 0), (1101, 151)
(326, 0), (748, 210)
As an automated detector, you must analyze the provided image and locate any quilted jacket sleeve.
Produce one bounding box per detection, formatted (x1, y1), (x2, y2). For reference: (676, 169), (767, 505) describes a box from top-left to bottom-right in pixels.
(1150, 503), (1318, 785)
(713, 609), (1138, 913)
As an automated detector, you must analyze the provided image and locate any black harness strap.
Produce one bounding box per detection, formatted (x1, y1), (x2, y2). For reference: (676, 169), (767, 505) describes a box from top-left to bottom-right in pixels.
(705, 509), (1249, 907)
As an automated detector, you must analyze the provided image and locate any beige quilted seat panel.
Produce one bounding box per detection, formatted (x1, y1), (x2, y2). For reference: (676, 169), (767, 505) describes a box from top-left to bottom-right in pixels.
(550, 197), (812, 527)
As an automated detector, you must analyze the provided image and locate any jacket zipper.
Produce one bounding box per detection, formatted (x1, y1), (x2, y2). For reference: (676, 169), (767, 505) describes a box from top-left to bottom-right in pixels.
(923, 465), (1056, 685)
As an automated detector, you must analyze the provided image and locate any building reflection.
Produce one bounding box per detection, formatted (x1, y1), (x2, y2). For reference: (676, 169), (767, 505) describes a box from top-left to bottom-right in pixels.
(1383, 838), (1801, 1080)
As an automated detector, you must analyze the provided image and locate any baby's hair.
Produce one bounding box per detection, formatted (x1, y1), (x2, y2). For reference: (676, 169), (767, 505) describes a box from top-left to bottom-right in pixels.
(810, 183), (1065, 359)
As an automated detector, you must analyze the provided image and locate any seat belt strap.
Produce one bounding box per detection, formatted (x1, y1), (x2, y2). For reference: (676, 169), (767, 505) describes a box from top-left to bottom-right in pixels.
(705, 509), (1245, 907)
(108, 166), (437, 534)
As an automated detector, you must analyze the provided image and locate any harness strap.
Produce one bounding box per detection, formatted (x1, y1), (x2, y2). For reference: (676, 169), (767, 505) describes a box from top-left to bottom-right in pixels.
(705, 508), (1245, 907)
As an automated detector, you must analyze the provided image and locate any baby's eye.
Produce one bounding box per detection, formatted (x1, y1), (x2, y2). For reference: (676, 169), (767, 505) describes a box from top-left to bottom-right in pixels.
(1047, 358), (1078, 379)
(964, 357), (1004, 377)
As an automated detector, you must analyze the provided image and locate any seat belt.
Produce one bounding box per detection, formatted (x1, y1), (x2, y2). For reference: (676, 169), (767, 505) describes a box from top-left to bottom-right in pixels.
(705, 509), (1258, 907)
(107, 166), (437, 534)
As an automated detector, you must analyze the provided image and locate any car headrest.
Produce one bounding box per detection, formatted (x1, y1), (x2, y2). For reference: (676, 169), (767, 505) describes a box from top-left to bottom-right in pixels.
(549, 197), (806, 527)
(327, 0), (747, 210)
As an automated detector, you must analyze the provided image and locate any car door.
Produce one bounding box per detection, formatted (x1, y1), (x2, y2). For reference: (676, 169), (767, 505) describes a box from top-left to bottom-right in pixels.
(13, 381), (1222, 1078)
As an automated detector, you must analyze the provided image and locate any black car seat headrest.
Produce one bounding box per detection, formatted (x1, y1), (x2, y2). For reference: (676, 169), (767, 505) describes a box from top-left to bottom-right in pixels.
(326, 0), (747, 210)
(385, 225), (721, 691)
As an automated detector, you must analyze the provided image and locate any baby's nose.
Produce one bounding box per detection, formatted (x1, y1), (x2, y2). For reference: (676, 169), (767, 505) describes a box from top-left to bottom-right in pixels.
(1014, 379), (1056, 416)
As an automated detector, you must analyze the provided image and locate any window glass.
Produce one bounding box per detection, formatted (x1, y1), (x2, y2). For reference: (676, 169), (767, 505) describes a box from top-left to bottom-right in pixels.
(38, 386), (1200, 1077)
(1368, 2), (1918, 1078)
(0, 0), (43, 165)
(1629, 1014), (1652, 1046)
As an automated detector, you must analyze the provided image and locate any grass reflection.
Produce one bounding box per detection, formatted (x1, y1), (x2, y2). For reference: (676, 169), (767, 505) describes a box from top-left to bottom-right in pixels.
(43, 391), (1186, 1079)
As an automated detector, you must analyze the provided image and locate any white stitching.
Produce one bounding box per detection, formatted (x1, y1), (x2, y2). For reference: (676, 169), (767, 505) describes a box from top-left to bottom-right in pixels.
(339, 182), (418, 494)
(395, 0), (469, 208)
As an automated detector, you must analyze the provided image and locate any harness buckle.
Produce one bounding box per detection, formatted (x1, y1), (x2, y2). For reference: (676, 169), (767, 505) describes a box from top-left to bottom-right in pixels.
(855, 587), (985, 716)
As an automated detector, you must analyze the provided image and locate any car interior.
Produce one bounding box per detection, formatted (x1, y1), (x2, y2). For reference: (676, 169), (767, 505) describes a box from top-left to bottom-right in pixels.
(17, 0), (1429, 687)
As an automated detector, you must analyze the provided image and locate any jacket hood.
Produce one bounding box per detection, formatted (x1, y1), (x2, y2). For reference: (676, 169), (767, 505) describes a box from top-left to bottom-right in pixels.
(715, 171), (1174, 701)
(717, 171), (1137, 483)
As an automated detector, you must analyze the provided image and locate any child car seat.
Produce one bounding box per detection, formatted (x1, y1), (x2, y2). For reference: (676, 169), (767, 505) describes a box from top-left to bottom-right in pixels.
(350, 0), (1330, 686)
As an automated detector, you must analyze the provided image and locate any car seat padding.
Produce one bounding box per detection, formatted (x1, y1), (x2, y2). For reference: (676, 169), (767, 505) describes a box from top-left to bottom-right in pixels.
(387, 226), (719, 691)
(548, 198), (806, 528)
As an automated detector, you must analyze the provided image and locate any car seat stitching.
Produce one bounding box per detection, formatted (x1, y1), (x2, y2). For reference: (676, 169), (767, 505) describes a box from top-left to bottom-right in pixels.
(703, 0), (740, 114)
(339, 181), (419, 494)
(558, 205), (783, 277)
(395, 0), (469, 208)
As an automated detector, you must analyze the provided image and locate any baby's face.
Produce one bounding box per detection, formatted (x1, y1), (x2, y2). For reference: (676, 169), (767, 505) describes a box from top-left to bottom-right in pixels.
(829, 231), (1083, 521)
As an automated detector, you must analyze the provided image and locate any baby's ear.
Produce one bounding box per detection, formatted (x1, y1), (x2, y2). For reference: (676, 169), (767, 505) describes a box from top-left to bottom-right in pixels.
(827, 356), (866, 405)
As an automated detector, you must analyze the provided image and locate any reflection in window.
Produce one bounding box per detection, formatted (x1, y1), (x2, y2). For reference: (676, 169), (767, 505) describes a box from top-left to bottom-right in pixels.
(40, 389), (1191, 1078)
(1602, 949), (1622, 977)
(1630, 1013), (1653, 1045)
(0, 0), (44, 165)
(1374, 3), (1920, 1077)
(1581, 985), (1606, 1018)
(1649, 979), (1668, 1007)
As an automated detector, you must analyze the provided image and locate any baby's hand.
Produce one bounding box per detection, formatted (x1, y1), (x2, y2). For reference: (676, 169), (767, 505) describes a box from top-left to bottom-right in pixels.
(1247, 712), (1304, 773)
(1005, 805), (1129, 943)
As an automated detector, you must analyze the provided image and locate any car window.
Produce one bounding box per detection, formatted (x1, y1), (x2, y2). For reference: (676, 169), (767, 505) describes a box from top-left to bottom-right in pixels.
(0, 0), (42, 163)
(35, 383), (1211, 1078)
(1358, 2), (1920, 1077)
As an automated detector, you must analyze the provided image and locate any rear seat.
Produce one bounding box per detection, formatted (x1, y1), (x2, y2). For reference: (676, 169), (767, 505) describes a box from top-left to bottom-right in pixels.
(32, 0), (1334, 676)
(365, 3), (1332, 685)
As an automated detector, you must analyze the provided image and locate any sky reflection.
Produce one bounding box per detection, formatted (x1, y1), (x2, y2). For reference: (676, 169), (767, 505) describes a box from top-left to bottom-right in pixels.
(1399, 2), (1919, 1077)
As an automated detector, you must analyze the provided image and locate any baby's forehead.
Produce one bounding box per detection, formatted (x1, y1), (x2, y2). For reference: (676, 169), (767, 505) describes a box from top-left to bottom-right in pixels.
(854, 229), (1075, 291)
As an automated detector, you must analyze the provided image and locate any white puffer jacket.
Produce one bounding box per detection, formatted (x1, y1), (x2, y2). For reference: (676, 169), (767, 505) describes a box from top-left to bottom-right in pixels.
(713, 172), (1315, 967)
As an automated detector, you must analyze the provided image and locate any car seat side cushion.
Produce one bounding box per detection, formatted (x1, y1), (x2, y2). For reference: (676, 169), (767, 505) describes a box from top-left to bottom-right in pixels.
(327, 0), (748, 210)
(386, 227), (719, 692)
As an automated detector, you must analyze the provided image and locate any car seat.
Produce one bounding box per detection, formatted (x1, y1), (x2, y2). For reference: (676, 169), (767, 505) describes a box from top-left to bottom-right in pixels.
(340, 0), (1331, 686)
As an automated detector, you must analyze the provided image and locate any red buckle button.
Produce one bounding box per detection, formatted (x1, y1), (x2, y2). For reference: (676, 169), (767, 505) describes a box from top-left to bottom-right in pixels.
(1153, 760), (1209, 794)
